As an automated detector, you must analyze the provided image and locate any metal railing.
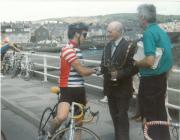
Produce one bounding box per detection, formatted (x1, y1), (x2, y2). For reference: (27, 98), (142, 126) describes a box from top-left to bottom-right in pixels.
(22, 52), (180, 112)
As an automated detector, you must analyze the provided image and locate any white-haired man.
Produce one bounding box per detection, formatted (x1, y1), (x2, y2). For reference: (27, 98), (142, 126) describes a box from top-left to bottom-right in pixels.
(134, 4), (173, 140)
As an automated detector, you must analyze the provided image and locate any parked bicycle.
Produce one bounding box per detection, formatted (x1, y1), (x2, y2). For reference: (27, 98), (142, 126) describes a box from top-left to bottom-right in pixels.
(10, 52), (35, 80)
(1, 51), (17, 75)
(144, 120), (180, 140)
(1, 53), (13, 75)
(20, 58), (35, 81)
(11, 53), (24, 78)
(38, 87), (100, 140)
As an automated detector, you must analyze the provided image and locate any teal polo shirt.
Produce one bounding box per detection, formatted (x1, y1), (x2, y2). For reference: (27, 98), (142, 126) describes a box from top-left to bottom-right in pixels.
(139, 23), (173, 77)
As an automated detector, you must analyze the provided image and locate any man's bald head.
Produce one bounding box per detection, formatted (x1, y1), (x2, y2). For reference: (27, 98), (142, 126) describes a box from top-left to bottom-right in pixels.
(107, 21), (124, 41)
(108, 21), (124, 34)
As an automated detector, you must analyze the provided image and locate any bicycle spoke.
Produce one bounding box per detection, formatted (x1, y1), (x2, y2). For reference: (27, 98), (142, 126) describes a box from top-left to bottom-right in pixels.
(38, 107), (54, 139)
(52, 127), (100, 140)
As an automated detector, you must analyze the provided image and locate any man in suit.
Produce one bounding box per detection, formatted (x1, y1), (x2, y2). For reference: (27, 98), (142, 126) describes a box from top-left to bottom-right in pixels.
(100, 21), (138, 140)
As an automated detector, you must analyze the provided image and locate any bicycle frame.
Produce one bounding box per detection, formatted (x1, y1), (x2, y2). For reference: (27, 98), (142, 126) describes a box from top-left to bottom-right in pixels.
(69, 102), (84, 140)
(69, 102), (76, 140)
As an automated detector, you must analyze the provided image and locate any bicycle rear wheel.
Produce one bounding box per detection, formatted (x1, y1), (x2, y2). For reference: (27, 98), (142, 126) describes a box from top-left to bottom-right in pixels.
(2, 63), (7, 75)
(38, 107), (54, 140)
(29, 62), (35, 77)
(11, 64), (21, 78)
(20, 69), (29, 81)
(51, 126), (100, 140)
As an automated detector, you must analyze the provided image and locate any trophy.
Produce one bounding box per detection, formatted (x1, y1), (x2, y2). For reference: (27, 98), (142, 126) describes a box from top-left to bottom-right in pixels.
(110, 65), (117, 81)
(105, 59), (118, 81)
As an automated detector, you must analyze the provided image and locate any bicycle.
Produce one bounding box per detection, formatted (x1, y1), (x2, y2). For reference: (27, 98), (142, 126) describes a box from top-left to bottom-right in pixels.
(1, 53), (12, 75)
(1, 51), (16, 75)
(144, 120), (180, 140)
(9, 52), (35, 80)
(38, 87), (100, 140)
(11, 53), (24, 78)
(20, 57), (35, 81)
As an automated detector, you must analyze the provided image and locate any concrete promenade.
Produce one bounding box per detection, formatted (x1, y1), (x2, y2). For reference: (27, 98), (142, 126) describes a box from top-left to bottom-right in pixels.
(1, 75), (178, 140)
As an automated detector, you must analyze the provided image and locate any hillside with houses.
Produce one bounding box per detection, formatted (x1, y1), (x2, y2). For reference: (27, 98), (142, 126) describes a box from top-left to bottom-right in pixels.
(1, 13), (180, 48)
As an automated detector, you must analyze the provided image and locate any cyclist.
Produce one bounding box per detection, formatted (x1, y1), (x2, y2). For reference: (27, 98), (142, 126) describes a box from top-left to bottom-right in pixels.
(1, 39), (21, 61)
(47, 22), (96, 139)
(1, 38), (21, 73)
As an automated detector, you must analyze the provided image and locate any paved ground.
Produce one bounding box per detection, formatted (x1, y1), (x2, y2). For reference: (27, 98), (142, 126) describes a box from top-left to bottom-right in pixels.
(1, 104), (37, 140)
(1, 75), (179, 140)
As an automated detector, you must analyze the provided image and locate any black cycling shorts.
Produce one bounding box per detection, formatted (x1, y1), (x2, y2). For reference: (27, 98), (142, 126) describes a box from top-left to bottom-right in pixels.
(59, 87), (86, 106)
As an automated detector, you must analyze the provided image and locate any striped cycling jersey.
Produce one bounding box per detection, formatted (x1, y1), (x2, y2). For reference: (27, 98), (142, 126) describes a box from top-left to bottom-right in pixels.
(59, 40), (84, 87)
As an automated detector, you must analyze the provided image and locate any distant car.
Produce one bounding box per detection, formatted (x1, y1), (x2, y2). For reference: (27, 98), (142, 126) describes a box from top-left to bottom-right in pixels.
(88, 46), (97, 50)
(30, 51), (35, 53)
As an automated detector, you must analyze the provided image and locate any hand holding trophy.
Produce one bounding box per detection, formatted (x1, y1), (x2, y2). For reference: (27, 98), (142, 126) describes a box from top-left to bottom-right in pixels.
(110, 65), (118, 81)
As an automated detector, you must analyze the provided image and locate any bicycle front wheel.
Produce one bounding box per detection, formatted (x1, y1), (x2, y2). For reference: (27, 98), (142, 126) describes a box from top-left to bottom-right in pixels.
(38, 107), (54, 140)
(20, 69), (29, 80)
(51, 126), (100, 140)
(28, 62), (35, 79)
(11, 65), (21, 78)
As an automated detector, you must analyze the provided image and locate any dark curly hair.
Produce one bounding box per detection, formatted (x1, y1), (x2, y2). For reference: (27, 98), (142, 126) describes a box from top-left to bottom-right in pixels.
(68, 22), (89, 39)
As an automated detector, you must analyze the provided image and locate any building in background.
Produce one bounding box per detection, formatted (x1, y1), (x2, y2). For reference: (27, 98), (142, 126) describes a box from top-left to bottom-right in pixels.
(1, 21), (31, 43)
(34, 25), (49, 42)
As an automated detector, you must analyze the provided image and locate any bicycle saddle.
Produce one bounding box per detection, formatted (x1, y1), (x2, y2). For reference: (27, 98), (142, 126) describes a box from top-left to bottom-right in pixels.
(51, 86), (60, 94)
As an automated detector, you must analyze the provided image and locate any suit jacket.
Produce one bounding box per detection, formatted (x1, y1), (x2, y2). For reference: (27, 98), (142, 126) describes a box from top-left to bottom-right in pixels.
(101, 38), (138, 98)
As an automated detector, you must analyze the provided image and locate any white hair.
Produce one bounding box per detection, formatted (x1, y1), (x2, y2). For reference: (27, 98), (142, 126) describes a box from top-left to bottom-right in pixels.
(137, 4), (156, 23)
(108, 21), (124, 35)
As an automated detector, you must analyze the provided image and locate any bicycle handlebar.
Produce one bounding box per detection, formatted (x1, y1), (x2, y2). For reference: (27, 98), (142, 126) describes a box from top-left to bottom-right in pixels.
(71, 102), (99, 124)
(144, 121), (180, 140)
(71, 102), (84, 119)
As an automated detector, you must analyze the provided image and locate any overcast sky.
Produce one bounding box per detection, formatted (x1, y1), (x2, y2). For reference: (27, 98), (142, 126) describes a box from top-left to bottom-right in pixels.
(0, 0), (180, 21)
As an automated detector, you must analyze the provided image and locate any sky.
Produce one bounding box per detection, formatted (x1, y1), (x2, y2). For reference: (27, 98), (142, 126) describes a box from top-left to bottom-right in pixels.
(0, 0), (180, 21)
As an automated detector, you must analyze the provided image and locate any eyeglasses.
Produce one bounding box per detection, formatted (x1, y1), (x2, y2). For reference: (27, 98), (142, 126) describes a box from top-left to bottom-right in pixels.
(82, 32), (87, 38)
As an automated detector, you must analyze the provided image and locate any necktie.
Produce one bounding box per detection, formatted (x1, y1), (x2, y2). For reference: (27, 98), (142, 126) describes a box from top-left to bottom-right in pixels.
(111, 43), (116, 57)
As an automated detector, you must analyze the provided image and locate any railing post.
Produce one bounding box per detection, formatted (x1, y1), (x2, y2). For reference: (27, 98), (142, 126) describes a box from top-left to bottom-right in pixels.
(43, 55), (48, 82)
(25, 54), (29, 71)
(165, 85), (172, 121)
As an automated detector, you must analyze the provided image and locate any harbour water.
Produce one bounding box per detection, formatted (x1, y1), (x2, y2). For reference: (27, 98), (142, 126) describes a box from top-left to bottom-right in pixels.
(37, 49), (104, 60)
(82, 49), (103, 60)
